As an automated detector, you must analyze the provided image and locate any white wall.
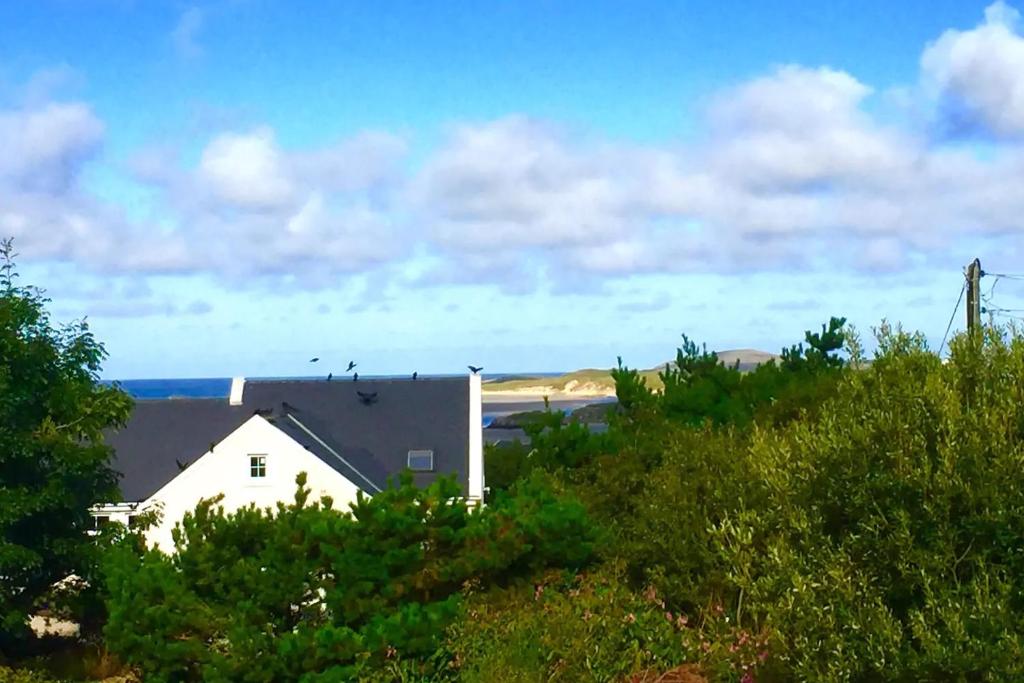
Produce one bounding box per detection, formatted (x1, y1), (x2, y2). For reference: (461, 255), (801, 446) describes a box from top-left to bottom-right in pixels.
(140, 415), (364, 552)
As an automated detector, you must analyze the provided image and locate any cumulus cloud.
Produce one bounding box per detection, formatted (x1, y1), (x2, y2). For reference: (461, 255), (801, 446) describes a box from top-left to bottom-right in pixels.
(922, 1), (1024, 136)
(414, 67), (929, 280)
(128, 126), (410, 284)
(10, 2), (1024, 299)
(198, 128), (296, 210)
(0, 102), (103, 193)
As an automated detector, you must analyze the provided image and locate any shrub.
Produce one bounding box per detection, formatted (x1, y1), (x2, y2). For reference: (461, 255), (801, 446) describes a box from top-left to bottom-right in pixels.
(604, 325), (1024, 680)
(448, 565), (772, 683)
(103, 471), (594, 681)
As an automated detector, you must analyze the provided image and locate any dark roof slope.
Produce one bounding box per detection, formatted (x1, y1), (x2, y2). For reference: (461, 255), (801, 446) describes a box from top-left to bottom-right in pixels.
(105, 377), (471, 502)
(105, 399), (250, 501)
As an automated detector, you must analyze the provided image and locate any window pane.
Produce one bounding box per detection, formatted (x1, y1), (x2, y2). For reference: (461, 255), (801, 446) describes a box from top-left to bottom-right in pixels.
(250, 455), (267, 477)
(407, 449), (433, 471)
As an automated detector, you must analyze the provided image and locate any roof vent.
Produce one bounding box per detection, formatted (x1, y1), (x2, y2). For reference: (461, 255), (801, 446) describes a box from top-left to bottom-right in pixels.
(229, 377), (245, 406)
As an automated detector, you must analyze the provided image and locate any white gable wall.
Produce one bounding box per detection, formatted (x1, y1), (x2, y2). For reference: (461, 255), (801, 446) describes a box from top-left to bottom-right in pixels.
(140, 415), (364, 552)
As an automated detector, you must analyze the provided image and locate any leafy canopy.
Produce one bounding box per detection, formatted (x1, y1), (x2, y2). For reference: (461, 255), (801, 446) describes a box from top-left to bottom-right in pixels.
(0, 239), (132, 650)
(103, 471), (594, 682)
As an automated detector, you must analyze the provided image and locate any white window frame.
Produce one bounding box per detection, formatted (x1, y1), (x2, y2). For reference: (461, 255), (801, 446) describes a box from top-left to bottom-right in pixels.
(407, 449), (434, 472)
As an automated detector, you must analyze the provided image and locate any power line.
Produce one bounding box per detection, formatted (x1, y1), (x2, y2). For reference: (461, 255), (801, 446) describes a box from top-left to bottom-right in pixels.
(983, 271), (1024, 280)
(939, 279), (966, 356)
(984, 305), (1024, 314)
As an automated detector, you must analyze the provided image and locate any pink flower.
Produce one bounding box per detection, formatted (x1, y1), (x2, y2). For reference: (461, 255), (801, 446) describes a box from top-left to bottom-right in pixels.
(758, 650), (769, 662)
(740, 673), (754, 683)
(676, 613), (689, 628)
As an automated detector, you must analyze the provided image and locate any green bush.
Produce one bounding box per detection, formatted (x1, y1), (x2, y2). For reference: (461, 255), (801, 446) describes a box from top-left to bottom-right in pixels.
(590, 325), (1024, 681)
(448, 565), (772, 683)
(102, 471), (594, 682)
(0, 668), (64, 683)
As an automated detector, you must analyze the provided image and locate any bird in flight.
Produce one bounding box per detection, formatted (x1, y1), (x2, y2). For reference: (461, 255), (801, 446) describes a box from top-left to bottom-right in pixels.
(356, 390), (378, 405)
(327, 373), (333, 382)
(310, 357), (320, 363)
(346, 361), (357, 372)
(468, 365), (483, 374)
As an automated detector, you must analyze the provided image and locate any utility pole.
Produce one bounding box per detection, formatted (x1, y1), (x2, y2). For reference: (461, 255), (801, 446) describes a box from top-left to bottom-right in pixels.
(966, 258), (982, 334)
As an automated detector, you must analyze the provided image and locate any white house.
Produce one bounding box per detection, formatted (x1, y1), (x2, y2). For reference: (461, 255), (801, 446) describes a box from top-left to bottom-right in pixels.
(95, 374), (484, 551)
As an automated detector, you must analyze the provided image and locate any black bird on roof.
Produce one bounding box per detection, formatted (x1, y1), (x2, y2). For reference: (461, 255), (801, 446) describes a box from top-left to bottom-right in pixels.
(310, 357), (320, 363)
(412, 371), (418, 380)
(356, 390), (378, 405)
(468, 365), (483, 374)
(353, 372), (359, 381)
(346, 361), (357, 372)
(175, 458), (190, 472)
(327, 372), (333, 382)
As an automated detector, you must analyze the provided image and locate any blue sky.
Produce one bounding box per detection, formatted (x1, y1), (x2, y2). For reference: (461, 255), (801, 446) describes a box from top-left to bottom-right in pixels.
(2, 0), (1024, 378)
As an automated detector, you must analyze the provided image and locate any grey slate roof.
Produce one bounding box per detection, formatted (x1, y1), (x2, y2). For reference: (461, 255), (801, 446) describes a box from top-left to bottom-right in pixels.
(105, 377), (471, 502)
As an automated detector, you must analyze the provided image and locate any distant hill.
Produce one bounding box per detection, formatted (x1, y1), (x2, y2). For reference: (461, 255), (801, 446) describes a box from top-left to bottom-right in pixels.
(483, 348), (778, 397)
(648, 348), (780, 373)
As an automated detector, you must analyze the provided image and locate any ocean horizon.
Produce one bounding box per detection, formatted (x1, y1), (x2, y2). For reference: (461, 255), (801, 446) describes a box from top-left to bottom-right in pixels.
(103, 373), (569, 400)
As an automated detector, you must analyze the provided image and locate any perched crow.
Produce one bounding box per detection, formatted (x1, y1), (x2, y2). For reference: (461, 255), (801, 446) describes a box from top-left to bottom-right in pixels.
(310, 357), (320, 363)
(346, 361), (357, 372)
(468, 365), (483, 374)
(356, 390), (378, 405)
(412, 371), (418, 380)
(327, 373), (333, 381)
(353, 372), (359, 381)
(175, 458), (190, 472)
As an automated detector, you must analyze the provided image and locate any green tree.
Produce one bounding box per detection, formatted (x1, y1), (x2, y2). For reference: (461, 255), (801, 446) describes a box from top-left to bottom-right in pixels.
(103, 471), (594, 682)
(0, 239), (132, 650)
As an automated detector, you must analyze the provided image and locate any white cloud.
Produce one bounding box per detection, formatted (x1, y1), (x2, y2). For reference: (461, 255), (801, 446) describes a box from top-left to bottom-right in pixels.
(129, 127), (410, 285)
(922, 1), (1024, 136)
(198, 127), (295, 210)
(0, 102), (103, 193)
(10, 2), (1024, 301)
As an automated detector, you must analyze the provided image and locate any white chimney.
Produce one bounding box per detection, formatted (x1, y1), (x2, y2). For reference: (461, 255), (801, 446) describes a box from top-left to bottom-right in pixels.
(229, 377), (246, 406)
(467, 372), (484, 503)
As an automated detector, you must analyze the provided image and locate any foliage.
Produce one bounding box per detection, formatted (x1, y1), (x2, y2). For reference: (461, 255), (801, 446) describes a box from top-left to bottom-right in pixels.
(585, 324), (1024, 680)
(448, 565), (771, 683)
(647, 316), (848, 429)
(102, 471), (594, 682)
(483, 439), (533, 496)
(0, 667), (66, 683)
(0, 239), (133, 651)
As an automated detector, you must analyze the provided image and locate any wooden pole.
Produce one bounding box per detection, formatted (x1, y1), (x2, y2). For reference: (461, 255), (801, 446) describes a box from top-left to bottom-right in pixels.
(966, 258), (982, 335)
